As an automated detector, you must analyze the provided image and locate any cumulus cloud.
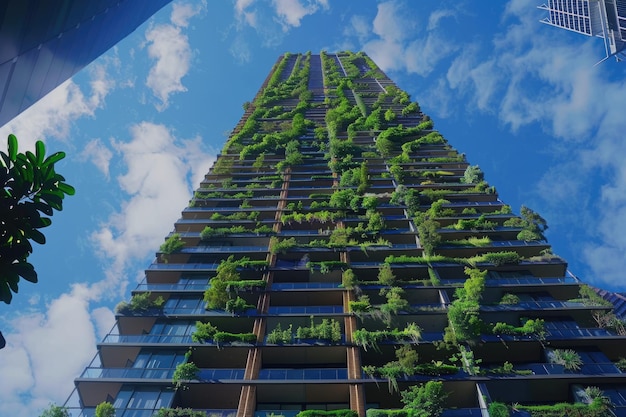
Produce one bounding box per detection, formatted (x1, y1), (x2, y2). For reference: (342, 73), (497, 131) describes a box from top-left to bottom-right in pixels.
(272, 0), (329, 29)
(90, 122), (215, 296)
(0, 285), (99, 417)
(144, 1), (205, 110)
(144, 24), (191, 111)
(81, 138), (114, 178)
(0, 62), (113, 150)
(171, 0), (207, 27)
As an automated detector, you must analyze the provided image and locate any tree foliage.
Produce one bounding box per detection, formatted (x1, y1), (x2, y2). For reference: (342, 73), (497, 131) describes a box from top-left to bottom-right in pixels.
(39, 404), (70, 417)
(0, 134), (75, 303)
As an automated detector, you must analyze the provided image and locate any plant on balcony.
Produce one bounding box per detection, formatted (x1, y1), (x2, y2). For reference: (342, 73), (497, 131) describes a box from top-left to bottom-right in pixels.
(379, 287), (410, 323)
(269, 237), (298, 254)
(487, 402), (509, 417)
(444, 236), (492, 247)
(115, 292), (165, 314)
(513, 386), (612, 416)
(172, 361), (199, 390)
(225, 296), (255, 315)
(491, 318), (546, 340)
(341, 269), (357, 289)
(39, 404), (70, 417)
(200, 225), (248, 240)
(548, 349), (583, 372)
(499, 293), (521, 305)
(449, 344), (482, 376)
(213, 331), (256, 346)
(615, 357), (626, 371)
(160, 233), (185, 256)
(154, 408), (206, 417)
(485, 361), (532, 376)
(443, 268), (486, 345)
(306, 261), (347, 274)
(353, 323), (421, 351)
(400, 380), (448, 417)
(296, 317), (342, 342)
(378, 263), (396, 286)
(349, 295), (372, 315)
(571, 285), (613, 307)
(191, 321), (218, 343)
(94, 401), (115, 417)
(449, 215), (497, 231)
(503, 205), (548, 242)
(266, 323), (293, 344)
(295, 410), (358, 417)
(467, 251), (520, 267)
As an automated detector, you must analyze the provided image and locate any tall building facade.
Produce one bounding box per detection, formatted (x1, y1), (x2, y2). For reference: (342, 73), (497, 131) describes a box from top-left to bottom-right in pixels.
(538, 0), (626, 61)
(0, 0), (172, 127)
(65, 52), (626, 417)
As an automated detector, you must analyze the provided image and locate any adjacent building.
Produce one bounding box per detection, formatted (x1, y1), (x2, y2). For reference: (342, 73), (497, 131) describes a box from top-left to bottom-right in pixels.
(538, 0), (626, 61)
(0, 0), (172, 127)
(65, 52), (626, 417)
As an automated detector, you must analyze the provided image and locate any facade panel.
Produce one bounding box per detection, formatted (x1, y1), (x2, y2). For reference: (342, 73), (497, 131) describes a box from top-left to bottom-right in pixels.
(0, 0), (172, 127)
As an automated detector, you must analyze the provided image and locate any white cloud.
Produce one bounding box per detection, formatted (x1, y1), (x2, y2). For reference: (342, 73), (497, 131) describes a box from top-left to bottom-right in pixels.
(272, 0), (329, 29)
(372, 1), (411, 43)
(0, 61), (113, 150)
(427, 8), (456, 31)
(0, 285), (98, 417)
(144, 24), (191, 111)
(81, 138), (114, 178)
(171, 0), (207, 28)
(346, 15), (370, 41)
(90, 122), (215, 296)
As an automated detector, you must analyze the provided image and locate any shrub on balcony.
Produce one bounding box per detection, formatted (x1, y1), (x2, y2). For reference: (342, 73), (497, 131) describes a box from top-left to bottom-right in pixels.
(296, 317), (342, 342)
(213, 331), (256, 345)
(296, 410), (357, 417)
(548, 349), (583, 372)
(400, 381), (447, 417)
(94, 402), (115, 417)
(341, 269), (357, 288)
(487, 402), (509, 417)
(269, 237), (298, 254)
(154, 408), (206, 417)
(267, 323), (293, 344)
(160, 233), (185, 254)
(491, 318), (546, 340)
(349, 295), (372, 314)
(225, 296), (255, 314)
(115, 292), (164, 314)
(499, 293), (521, 305)
(191, 321), (218, 343)
(200, 225), (247, 239)
(172, 361), (199, 389)
(366, 410), (408, 417)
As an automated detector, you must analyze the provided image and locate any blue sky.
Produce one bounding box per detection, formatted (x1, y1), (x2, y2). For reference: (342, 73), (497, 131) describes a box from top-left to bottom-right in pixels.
(1, 0), (626, 415)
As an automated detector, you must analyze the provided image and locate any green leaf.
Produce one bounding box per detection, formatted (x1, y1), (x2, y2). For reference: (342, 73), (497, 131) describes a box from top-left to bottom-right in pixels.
(57, 182), (75, 196)
(0, 282), (13, 304)
(35, 140), (45, 165)
(29, 229), (46, 244)
(8, 134), (17, 161)
(42, 151), (66, 168)
(14, 262), (37, 283)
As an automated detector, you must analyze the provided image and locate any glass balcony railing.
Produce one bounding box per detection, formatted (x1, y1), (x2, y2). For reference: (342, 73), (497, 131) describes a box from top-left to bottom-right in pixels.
(257, 368), (348, 380)
(134, 283), (207, 292)
(81, 367), (247, 381)
(183, 246), (269, 253)
(80, 367), (175, 380)
(514, 362), (622, 375)
(271, 282), (342, 290)
(101, 334), (193, 344)
(267, 306), (344, 315)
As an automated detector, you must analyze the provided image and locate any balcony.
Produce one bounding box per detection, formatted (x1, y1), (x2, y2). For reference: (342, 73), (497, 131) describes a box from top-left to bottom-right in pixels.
(257, 368), (349, 380)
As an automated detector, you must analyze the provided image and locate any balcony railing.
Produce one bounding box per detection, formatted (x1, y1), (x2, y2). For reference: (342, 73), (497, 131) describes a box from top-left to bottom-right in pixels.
(257, 368), (348, 380)
(271, 282), (342, 290)
(267, 306), (344, 315)
(101, 334), (193, 344)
